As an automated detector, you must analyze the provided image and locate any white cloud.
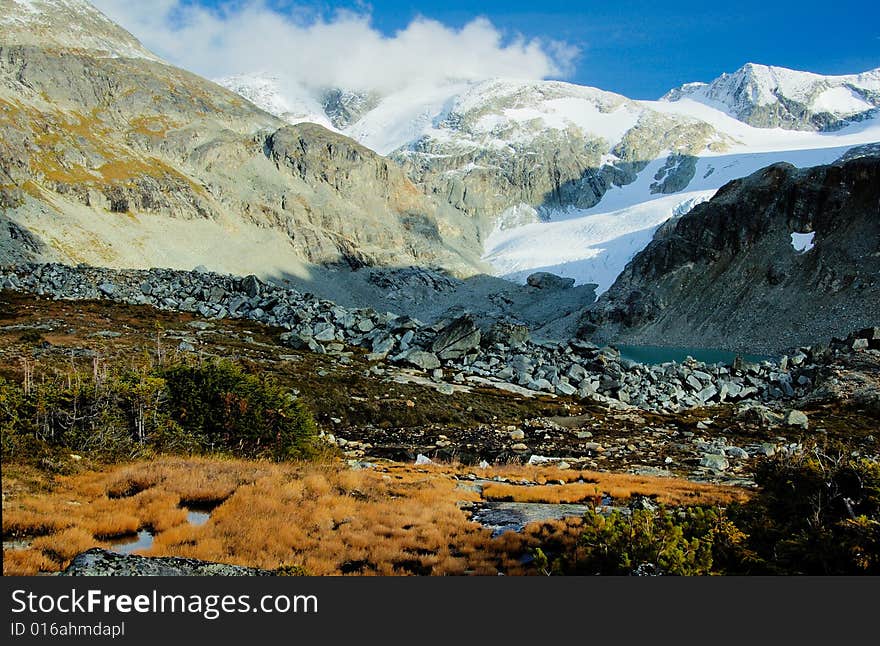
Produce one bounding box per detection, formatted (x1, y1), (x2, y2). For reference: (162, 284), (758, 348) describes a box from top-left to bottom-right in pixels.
(90, 0), (579, 93)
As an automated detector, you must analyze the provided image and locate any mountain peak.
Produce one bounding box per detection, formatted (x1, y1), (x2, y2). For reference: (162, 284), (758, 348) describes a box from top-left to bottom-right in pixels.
(0, 0), (161, 61)
(661, 62), (880, 131)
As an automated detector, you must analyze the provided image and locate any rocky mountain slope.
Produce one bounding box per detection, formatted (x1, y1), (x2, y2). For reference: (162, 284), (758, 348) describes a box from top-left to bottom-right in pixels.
(580, 155), (880, 353)
(0, 0), (485, 276)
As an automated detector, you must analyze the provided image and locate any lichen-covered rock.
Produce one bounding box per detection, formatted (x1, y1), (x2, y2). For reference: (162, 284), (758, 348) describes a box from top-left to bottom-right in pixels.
(59, 548), (274, 576)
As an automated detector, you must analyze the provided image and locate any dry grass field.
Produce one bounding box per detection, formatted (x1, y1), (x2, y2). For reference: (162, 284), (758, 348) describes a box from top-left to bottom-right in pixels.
(2, 456), (750, 576)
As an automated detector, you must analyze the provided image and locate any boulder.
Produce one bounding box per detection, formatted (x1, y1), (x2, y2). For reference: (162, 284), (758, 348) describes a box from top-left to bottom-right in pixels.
(398, 350), (441, 371)
(312, 322), (337, 342)
(371, 336), (395, 356)
(526, 272), (575, 290)
(356, 318), (375, 333)
(785, 409), (809, 429)
(431, 315), (481, 360)
(699, 453), (729, 471)
(555, 381), (577, 396)
(485, 321), (530, 349)
(737, 404), (784, 428)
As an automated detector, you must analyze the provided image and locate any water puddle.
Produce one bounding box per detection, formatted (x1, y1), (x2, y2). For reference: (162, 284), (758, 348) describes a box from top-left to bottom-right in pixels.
(470, 502), (593, 537)
(181, 501), (218, 527)
(187, 510), (210, 526)
(107, 530), (154, 555)
(105, 503), (217, 555)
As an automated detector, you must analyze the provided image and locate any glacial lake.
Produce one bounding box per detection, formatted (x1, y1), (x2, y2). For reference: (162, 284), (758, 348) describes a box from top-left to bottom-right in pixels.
(616, 345), (776, 366)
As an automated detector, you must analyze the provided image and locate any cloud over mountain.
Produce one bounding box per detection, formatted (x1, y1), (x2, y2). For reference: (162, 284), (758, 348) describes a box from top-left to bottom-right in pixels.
(91, 0), (579, 92)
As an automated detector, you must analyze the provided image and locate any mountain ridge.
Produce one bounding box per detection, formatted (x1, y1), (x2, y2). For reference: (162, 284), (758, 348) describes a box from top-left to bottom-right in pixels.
(0, 0), (487, 278)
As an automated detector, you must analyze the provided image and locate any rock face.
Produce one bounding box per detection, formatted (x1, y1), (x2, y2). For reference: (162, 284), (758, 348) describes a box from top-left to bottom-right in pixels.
(582, 156), (880, 354)
(59, 548), (273, 576)
(0, 0), (484, 276)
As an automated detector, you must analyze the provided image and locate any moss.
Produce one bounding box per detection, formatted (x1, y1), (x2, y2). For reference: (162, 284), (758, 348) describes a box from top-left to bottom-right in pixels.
(128, 115), (177, 139)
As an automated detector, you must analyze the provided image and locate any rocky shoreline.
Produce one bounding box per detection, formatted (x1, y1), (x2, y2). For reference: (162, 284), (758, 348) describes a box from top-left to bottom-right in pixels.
(3, 263), (876, 415)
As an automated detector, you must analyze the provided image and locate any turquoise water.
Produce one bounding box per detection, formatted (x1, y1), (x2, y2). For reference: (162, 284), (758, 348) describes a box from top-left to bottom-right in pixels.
(616, 345), (775, 366)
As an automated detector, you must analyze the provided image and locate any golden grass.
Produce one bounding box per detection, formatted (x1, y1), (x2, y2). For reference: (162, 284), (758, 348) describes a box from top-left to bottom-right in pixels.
(482, 471), (750, 507)
(2, 457), (751, 576)
(129, 115), (177, 138)
(2, 549), (57, 576)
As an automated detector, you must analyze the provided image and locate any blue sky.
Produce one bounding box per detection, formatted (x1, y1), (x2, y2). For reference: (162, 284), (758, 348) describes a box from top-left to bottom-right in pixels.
(99, 0), (880, 97)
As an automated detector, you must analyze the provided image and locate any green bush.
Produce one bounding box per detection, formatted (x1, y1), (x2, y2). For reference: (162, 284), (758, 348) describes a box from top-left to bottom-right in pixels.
(539, 442), (880, 576)
(562, 506), (748, 576)
(736, 445), (880, 574)
(1, 360), (319, 463)
(161, 361), (318, 460)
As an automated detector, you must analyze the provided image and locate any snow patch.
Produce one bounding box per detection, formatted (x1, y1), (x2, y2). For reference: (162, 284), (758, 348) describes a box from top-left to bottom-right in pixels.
(791, 232), (815, 253)
(812, 86), (874, 116)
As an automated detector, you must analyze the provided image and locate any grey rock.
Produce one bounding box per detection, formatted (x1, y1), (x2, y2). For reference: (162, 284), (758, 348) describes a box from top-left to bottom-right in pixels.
(431, 315), (481, 360)
(555, 381), (578, 396)
(526, 272), (576, 290)
(699, 453), (730, 471)
(566, 363), (588, 383)
(280, 332), (313, 350)
(528, 378), (554, 392)
(785, 409), (809, 429)
(313, 323), (337, 342)
(372, 336), (395, 355)
(60, 548), (274, 576)
(241, 275), (262, 298)
(398, 350), (441, 371)
(724, 446), (749, 459)
(696, 385), (718, 403)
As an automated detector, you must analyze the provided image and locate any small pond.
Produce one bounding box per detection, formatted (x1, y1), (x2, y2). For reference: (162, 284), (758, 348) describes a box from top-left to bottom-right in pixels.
(106, 503), (216, 554)
(616, 345), (776, 366)
(107, 529), (154, 555)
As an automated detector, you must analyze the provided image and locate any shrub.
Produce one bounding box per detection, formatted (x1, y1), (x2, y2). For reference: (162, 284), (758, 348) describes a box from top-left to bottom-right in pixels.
(1, 360), (319, 463)
(536, 505), (754, 576)
(161, 361), (318, 461)
(736, 444), (880, 574)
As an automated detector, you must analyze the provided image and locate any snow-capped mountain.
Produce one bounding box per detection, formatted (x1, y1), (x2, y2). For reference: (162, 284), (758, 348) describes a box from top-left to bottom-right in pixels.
(217, 63), (880, 293)
(215, 75), (339, 131)
(662, 63), (880, 131)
